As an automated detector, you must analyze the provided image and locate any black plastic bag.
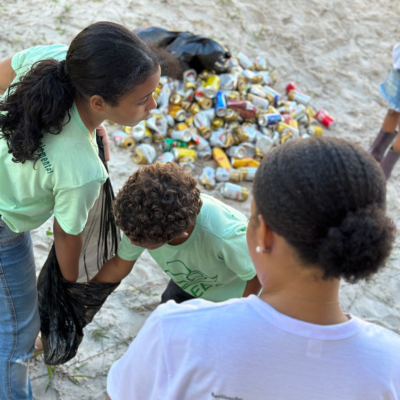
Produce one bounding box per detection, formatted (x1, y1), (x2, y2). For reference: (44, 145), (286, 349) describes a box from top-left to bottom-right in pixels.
(135, 26), (231, 75)
(37, 135), (120, 365)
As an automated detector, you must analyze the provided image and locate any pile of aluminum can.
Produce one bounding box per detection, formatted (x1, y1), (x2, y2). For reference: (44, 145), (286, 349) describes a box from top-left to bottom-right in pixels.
(111, 52), (335, 202)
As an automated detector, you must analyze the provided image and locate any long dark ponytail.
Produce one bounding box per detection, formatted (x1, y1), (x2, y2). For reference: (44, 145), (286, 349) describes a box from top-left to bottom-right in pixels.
(0, 21), (159, 164)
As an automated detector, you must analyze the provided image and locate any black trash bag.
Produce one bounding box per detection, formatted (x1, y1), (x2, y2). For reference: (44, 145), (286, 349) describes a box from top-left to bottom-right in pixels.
(135, 26), (231, 76)
(37, 135), (121, 365)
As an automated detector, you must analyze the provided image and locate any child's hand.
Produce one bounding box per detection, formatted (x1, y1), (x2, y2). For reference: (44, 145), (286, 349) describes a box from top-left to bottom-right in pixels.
(91, 255), (136, 283)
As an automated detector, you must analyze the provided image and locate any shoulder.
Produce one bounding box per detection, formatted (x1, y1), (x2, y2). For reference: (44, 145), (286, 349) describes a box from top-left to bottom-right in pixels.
(12, 44), (68, 75)
(358, 318), (400, 348)
(198, 194), (249, 238)
(154, 297), (248, 323)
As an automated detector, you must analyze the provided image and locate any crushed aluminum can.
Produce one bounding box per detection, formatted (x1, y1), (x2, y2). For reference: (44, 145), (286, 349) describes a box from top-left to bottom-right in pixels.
(307, 126), (324, 136)
(220, 182), (249, 202)
(227, 145), (246, 159)
(172, 147), (197, 160)
(132, 144), (156, 164)
(199, 166), (216, 189)
(237, 52), (254, 70)
(238, 167), (257, 181)
(215, 168), (243, 183)
(288, 90), (311, 106)
(112, 131), (135, 148)
(315, 110), (335, 128)
(256, 134), (274, 155)
(254, 56), (267, 71)
(202, 75), (221, 98)
(197, 145), (212, 161)
(183, 69), (197, 83)
(156, 152), (175, 163)
(159, 138), (188, 152)
(219, 73), (238, 91)
(170, 129), (192, 142)
(191, 131), (210, 151)
(131, 120), (146, 142)
(180, 162), (195, 174)
(215, 91), (228, 117)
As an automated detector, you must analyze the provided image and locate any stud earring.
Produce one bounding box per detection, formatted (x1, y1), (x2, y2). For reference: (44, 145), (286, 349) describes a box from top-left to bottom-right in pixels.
(256, 246), (261, 253)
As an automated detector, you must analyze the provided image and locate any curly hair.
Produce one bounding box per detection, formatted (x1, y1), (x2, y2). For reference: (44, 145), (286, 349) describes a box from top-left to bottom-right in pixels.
(114, 163), (202, 245)
(253, 137), (396, 284)
(0, 21), (159, 164)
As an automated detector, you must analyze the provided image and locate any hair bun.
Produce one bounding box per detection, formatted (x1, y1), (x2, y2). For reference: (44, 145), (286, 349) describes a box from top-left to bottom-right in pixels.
(318, 204), (396, 283)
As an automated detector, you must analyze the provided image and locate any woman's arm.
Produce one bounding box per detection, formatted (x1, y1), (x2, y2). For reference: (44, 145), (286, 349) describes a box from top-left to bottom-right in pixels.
(53, 217), (82, 282)
(0, 57), (16, 95)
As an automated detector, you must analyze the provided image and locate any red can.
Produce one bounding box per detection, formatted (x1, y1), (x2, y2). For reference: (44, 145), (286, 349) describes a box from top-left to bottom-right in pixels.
(286, 82), (297, 94)
(282, 114), (293, 124)
(315, 110), (335, 129)
(285, 82), (305, 94)
(228, 100), (257, 119)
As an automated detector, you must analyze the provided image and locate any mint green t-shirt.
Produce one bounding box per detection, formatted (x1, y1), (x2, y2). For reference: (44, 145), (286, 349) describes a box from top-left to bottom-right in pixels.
(118, 194), (256, 302)
(0, 45), (108, 234)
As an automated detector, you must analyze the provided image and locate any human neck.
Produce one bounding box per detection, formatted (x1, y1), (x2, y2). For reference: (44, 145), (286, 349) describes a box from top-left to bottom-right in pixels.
(74, 94), (104, 135)
(259, 273), (348, 326)
(168, 224), (195, 246)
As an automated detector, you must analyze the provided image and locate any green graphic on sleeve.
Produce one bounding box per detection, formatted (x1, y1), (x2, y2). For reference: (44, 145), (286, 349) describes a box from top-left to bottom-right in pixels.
(165, 260), (222, 297)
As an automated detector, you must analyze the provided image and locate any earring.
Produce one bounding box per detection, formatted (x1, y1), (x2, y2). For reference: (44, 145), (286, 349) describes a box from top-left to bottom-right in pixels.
(256, 246), (261, 253)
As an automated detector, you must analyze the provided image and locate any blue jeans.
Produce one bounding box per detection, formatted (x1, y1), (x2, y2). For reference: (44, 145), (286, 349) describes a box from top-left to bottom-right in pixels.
(0, 219), (40, 400)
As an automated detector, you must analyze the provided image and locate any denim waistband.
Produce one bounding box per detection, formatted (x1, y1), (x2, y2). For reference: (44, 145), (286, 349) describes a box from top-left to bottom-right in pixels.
(0, 218), (24, 245)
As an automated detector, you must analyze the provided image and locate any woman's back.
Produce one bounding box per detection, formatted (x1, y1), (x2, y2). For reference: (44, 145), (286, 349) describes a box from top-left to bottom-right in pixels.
(107, 296), (400, 400)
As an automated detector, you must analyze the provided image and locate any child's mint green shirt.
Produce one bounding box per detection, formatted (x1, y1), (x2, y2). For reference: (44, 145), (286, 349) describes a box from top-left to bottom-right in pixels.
(118, 194), (256, 302)
(0, 45), (108, 234)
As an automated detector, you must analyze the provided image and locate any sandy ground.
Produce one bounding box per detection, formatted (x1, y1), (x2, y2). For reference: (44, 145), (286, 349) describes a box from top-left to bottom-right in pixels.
(1, 0), (400, 398)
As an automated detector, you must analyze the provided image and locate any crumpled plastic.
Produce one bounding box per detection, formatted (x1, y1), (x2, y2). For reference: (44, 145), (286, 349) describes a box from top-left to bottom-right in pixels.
(135, 26), (231, 74)
(37, 135), (120, 365)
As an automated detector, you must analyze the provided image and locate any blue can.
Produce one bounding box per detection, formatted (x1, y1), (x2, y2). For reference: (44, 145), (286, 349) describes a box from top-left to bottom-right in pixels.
(215, 91), (227, 117)
(263, 113), (282, 126)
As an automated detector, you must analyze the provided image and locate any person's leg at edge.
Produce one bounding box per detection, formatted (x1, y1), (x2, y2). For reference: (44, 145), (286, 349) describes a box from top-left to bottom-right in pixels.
(369, 109), (400, 162)
(160, 279), (195, 304)
(380, 116), (400, 179)
(0, 221), (40, 400)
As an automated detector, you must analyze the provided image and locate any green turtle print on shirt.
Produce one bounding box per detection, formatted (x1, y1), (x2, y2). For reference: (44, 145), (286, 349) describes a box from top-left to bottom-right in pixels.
(165, 260), (222, 297)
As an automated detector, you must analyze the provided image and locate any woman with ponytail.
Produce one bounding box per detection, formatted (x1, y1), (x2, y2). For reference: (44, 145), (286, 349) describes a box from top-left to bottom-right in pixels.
(0, 21), (159, 400)
(106, 137), (400, 400)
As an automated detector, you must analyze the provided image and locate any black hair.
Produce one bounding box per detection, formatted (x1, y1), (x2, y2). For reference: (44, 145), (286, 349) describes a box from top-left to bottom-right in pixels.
(114, 162), (202, 246)
(253, 137), (396, 283)
(0, 21), (159, 164)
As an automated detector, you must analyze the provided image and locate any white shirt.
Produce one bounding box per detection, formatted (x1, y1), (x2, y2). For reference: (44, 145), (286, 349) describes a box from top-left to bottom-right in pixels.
(393, 43), (400, 69)
(107, 296), (400, 400)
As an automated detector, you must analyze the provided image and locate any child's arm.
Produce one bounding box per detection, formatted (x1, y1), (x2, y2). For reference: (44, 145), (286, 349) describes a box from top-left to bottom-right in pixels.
(242, 275), (262, 297)
(91, 255), (136, 283)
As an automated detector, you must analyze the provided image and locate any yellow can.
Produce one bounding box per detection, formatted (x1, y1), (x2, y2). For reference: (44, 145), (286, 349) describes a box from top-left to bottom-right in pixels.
(227, 91), (241, 100)
(280, 131), (294, 144)
(123, 125), (132, 134)
(306, 106), (316, 121)
(224, 109), (239, 121)
(179, 155), (196, 164)
(212, 147), (232, 169)
(168, 105), (186, 122)
(186, 114), (195, 126)
(185, 82), (197, 91)
(307, 125), (323, 136)
(231, 157), (260, 168)
(170, 93), (183, 105)
(198, 97), (213, 110)
(289, 119), (299, 130)
(237, 75), (248, 92)
(189, 102), (201, 114)
(198, 126), (212, 139)
(202, 75), (221, 97)
(276, 122), (292, 133)
(211, 117), (224, 128)
(176, 122), (189, 131)
(172, 147), (197, 160)
(254, 146), (265, 161)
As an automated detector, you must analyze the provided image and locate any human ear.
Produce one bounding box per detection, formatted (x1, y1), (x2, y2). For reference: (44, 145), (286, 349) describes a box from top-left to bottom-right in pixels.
(257, 214), (273, 253)
(90, 95), (107, 113)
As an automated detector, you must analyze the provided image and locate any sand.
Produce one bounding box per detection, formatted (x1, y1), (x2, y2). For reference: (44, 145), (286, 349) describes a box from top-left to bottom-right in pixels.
(1, 0), (400, 398)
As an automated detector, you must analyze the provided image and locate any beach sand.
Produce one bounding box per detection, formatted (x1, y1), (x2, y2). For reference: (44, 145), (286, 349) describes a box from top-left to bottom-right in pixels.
(1, 0), (399, 398)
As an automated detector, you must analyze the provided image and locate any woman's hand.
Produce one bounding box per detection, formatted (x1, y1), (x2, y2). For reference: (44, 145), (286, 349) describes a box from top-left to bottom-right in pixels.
(96, 124), (110, 162)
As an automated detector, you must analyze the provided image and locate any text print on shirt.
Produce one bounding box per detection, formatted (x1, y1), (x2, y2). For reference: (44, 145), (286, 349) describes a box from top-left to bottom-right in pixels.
(165, 260), (222, 297)
(36, 142), (54, 174)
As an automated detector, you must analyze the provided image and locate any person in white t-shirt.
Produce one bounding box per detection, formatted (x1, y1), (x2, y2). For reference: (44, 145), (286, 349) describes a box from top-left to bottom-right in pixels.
(106, 137), (400, 400)
(369, 42), (400, 179)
